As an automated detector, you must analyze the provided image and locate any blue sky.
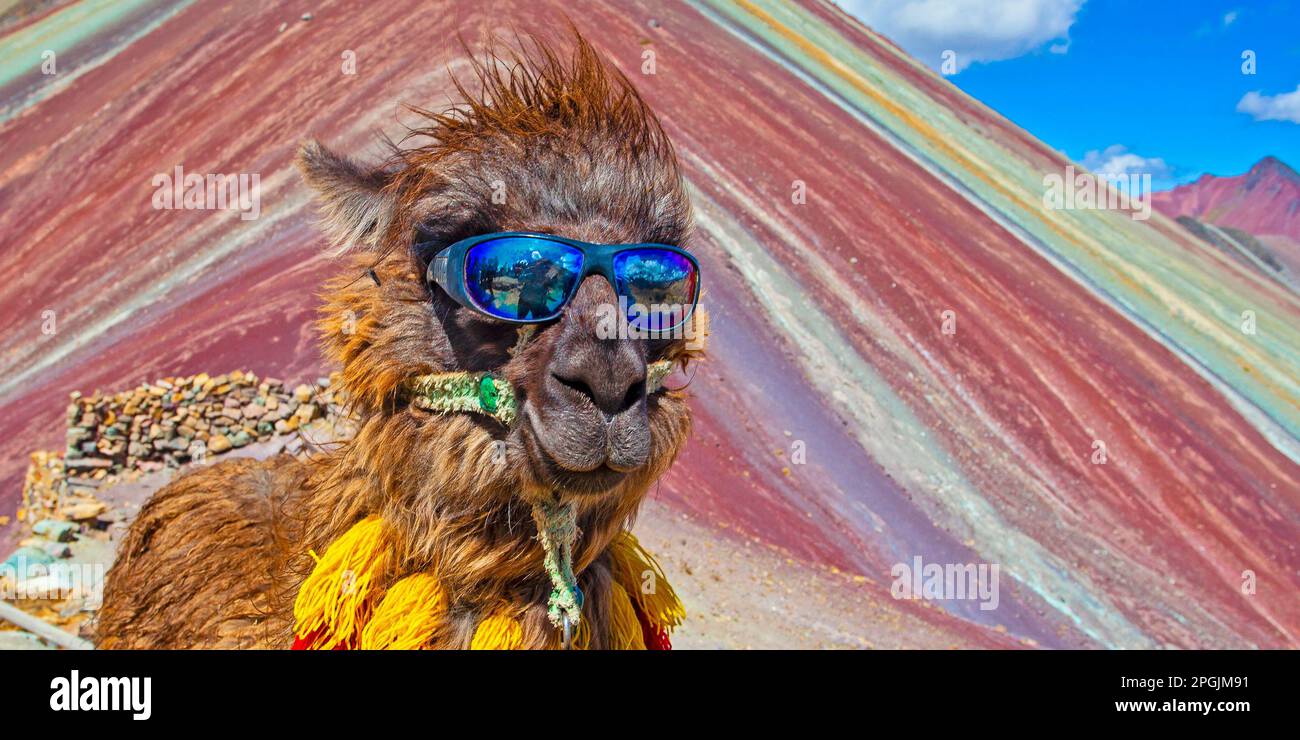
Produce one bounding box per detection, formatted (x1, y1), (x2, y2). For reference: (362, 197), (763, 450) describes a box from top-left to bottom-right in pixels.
(841, 0), (1300, 190)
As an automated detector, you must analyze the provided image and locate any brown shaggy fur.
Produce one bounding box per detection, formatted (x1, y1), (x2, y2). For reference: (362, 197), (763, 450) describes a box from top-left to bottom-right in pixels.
(96, 33), (699, 649)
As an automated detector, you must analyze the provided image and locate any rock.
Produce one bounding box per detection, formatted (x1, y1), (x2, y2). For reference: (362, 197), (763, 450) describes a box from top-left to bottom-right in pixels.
(66, 479), (102, 496)
(2, 546), (54, 573)
(43, 542), (73, 559)
(32, 520), (79, 542)
(229, 431), (252, 448)
(61, 502), (106, 520)
(97, 508), (129, 523)
(296, 403), (319, 422)
(207, 434), (233, 453)
(60, 598), (85, 618)
(242, 402), (266, 419)
(0, 632), (55, 650)
(65, 458), (111, 470)
(293, 384), (313, 403)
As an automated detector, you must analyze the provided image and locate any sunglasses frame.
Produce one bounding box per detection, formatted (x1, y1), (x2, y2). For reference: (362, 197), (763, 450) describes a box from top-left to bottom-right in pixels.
(422, 231), (701, 329)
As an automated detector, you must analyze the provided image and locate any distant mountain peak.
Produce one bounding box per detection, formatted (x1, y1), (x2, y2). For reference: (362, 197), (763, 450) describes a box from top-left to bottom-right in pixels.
(1248, 155), (1298, 181)
(1153, 156), (1300, 242)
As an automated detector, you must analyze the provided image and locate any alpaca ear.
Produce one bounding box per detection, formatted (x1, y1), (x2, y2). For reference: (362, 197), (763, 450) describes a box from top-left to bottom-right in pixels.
(297, 139), (395, 253)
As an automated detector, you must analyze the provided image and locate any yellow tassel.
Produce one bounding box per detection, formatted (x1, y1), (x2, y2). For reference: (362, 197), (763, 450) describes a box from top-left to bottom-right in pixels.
(569, 618), (594, 650)
(359, 574), (446, 650)
(608, 531), (686, 631)
(470, 614), (524, 649)
(293, 516), (387, 649)
(608, 582), (647, 650)
(293, 519), (684, 650)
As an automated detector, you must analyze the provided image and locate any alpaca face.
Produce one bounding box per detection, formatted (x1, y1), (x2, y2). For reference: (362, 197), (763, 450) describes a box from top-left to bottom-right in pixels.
(300, 38), (699, 515)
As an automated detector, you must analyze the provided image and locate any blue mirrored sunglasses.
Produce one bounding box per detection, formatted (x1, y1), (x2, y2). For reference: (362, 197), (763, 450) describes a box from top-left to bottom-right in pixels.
(423, 232), (700, 331)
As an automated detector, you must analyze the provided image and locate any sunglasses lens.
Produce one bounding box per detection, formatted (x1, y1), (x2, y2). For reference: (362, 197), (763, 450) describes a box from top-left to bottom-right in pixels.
(613, 248), (699, 331)
(464, 237), (583, 321)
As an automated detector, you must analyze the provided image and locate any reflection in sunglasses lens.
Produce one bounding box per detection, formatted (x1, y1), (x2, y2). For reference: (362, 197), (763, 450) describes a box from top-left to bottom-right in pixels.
(613, 249), (698, 331)
(465, 238), (583, 321)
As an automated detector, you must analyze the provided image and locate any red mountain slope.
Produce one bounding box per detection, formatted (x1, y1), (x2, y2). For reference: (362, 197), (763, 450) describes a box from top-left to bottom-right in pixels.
(1153, 156), (1300, 241)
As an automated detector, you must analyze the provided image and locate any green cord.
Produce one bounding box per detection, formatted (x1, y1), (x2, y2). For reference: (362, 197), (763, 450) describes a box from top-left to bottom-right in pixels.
(532, 497), (583, 629)
(406, 372), (518, 425)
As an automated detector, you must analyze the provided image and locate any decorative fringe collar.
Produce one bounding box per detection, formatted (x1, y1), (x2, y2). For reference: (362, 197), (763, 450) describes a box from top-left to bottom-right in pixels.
(291, 516), (684, 650)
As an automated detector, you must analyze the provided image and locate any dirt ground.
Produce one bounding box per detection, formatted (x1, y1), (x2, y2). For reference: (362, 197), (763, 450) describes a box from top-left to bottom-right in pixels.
(633, 501), (1002, 649)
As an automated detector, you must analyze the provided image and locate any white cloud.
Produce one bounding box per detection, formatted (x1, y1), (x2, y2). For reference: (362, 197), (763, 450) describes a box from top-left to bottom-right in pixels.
(838, 0), (1084, 72)
(1236, 85), (1300, 124)
(1080, 145), (1172, 179)
(1223, 10), (1239, 27)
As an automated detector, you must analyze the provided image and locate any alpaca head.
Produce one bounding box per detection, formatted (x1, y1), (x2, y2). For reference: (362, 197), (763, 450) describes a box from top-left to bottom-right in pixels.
(298, 34), (701, 537)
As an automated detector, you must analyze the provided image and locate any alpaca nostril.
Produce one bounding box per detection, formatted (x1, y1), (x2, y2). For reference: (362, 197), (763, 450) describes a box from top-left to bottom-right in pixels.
(552, 372), (596, 406)
(550, 370), (646, 418)
(620, 380), (645, 413)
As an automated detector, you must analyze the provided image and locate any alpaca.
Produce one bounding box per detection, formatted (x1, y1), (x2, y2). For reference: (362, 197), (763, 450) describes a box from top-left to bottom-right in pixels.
(94, 34), (702, 649)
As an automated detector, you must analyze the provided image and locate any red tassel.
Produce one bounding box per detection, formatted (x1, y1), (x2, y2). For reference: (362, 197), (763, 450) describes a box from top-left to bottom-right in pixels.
(292, 628), (353, 650)
(632, 602), (673, 650)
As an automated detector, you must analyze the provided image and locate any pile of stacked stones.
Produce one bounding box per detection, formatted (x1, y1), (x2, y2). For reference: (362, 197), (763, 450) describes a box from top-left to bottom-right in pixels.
(60, 370), (344, 497)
